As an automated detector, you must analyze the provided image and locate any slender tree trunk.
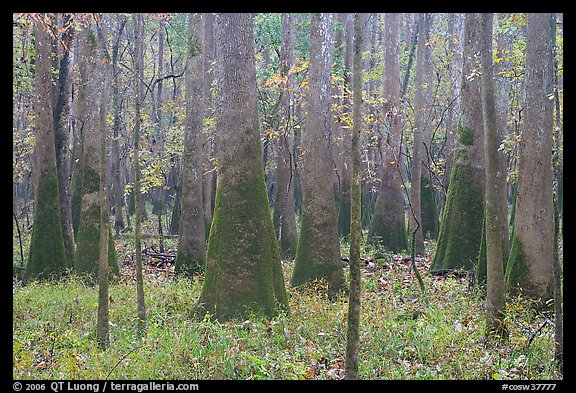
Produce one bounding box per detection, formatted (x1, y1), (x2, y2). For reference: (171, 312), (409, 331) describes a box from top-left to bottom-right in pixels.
(202, 12), (216, 236)
(292, 13), (345, 297)
(111, 15), (127, 235)
(196, 13), (289, 321)
(505, 13), (555, 304)
(480, 13), (508, 343)
(96, 22), (112, 348)
(345, 13), (363, 381)
(175, 13), (206, 276)
(132, 12), (146, 332)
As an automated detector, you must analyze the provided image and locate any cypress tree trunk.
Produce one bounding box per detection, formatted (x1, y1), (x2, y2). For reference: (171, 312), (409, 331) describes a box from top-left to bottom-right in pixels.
(480, 13), (507, 342)
(345, 13), (363, 380)
(291, 13), (345, 297)
(196, 13), (289, 321)
(24, 14), (68, 283)
(505, 13), (555, 304)
(175, 13), (206, 276)
(74, 22), (119, 281)
(368, 13), (408, 253)
(431, 13), (485, 275)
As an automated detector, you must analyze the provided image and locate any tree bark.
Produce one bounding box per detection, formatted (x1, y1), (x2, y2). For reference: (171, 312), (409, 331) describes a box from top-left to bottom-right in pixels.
(480, 13), (508, 343)
(345, 12), (363, 381)
(272, 13), (298, 259)
(196, 13), (289, 321)
(132, 12), (146, 332)
(53, 13), (75, 268)
(431, 13), (485, 275)
(291, 13), (345, 297)
(505, 13), (555, 304)
(408, 13), (429, 254)
(175, 13), (206, 276)
(24, 14), (68, 283)
(368, 13), (408, 253)
(74, 20), (119, 281)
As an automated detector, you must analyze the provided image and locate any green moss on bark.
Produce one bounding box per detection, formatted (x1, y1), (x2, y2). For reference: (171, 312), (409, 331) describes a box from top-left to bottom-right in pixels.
(195, 169), (289, 321)
(368, 198), (408, 253)
(505, 232), (531, 296)
(431, 156), (484, 275)
(458, 123), (474, 146)
(291, 205), (344, 295)
(74, 159), (120, 280)
(24, 171), (68, 282)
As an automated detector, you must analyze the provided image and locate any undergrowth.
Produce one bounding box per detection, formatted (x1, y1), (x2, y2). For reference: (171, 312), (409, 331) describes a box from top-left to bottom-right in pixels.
(13, 217), (562, 380)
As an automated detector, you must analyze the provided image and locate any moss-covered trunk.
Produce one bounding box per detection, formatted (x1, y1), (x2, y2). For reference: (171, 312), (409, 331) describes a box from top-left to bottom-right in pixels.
(505, 13), (555, 303)
(74, 24), (119, 281)
(196, 13), (289, 321)
(431, 13), (485, 275)
(291, 13), (344, 297)
(24, 16), (68, 283)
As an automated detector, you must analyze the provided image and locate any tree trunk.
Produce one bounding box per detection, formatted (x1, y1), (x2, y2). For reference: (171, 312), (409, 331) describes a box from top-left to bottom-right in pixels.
(196, 13), (289, 321)
(444, 13), (463, 191)
(480, 13), (508, 343)
(53, 13), (75, 268)
(505, 13), (555, 304)
(337, 13), (352, 239)
(132, 12), (147, 332)
(96, 18), (112, 348)
(408, 13), (431, 254)
(111, 15), (127, 235)
(202, 12), (216, 236)
(74, 21), (119, 281)
(345, 13), (363, 381)
(476, 13), (512, 285)
(175, 13), (206, 276)
(272, 13), (298, 259)
(368, 13), (408, 253)
(291, 13), (345, 297)
(24, 14), (68, 283)
(431, 13), (485, 275)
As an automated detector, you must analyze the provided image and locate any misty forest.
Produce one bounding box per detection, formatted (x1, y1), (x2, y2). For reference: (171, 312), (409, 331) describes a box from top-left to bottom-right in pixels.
(13, 12), (563, 381)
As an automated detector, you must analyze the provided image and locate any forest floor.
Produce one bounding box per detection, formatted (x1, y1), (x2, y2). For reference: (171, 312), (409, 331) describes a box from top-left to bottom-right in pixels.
(13, 216), (563, 381)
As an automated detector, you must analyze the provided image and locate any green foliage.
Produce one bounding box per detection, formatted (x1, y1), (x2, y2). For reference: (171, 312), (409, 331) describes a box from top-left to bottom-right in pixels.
(13, 239), (561, 380)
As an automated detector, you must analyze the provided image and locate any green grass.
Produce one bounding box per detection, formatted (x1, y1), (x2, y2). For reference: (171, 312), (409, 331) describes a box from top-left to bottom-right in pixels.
(13, 213), (562, 380)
